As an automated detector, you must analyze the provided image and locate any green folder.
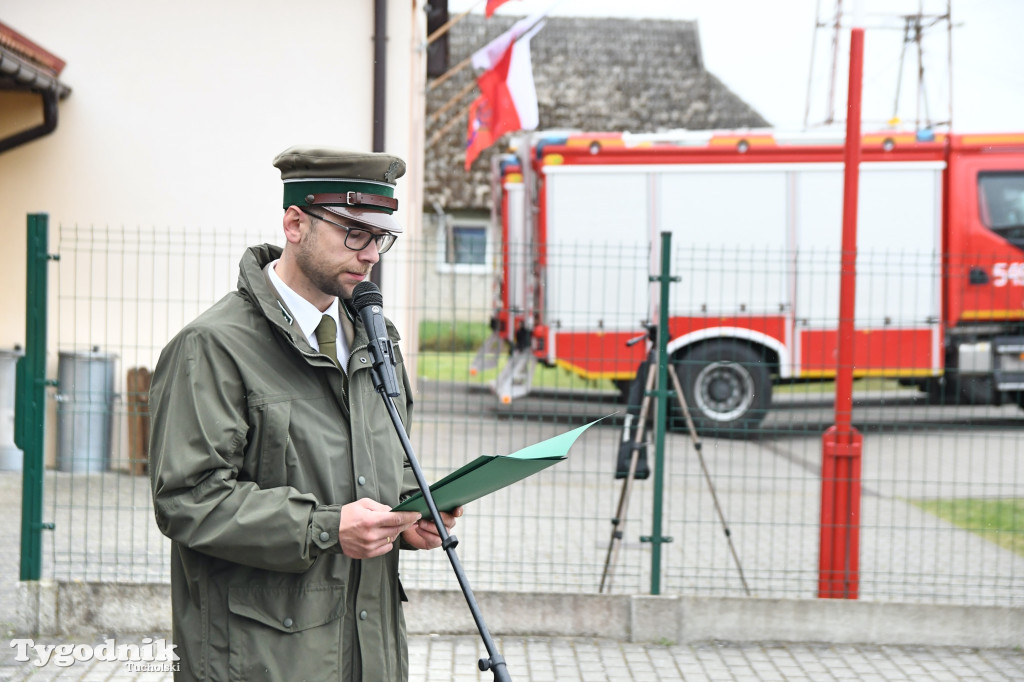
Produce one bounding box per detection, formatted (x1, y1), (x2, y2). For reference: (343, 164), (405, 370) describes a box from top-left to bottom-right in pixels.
(394, 418), (603, 520)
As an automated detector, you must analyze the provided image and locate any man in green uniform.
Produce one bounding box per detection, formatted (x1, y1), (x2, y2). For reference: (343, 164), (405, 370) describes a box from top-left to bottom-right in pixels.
(149, 147), (460, 681)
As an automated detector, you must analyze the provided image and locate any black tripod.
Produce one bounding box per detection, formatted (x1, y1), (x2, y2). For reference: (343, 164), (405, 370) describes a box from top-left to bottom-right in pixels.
(599, 325), (750, 596)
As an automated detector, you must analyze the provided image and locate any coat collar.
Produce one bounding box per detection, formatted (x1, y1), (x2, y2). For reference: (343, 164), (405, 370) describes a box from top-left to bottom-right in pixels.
(238, 243), (361, 353)
(238, 244), (295, 337)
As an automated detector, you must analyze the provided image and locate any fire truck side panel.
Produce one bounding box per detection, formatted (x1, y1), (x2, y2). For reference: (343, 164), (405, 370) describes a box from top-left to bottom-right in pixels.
(791, 163), (944, 376)
(655, 167), (791, 318)
(800, 329), (938, 376)
(537, 159), (945, 380)
(652, 162), (942, 379)
(550, 331), (648, 380)
(543, 169), (653, 337)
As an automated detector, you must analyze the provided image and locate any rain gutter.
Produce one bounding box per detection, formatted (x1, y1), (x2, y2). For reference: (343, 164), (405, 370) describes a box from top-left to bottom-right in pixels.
(0, 44), (72, 154)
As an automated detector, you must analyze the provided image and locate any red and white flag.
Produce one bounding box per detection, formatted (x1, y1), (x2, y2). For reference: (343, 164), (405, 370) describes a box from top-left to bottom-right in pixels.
(471, 11), (545, 71)
(465, 96), (495, 171)
(465, 20), (544, 169)
(485, 0), (517, 17)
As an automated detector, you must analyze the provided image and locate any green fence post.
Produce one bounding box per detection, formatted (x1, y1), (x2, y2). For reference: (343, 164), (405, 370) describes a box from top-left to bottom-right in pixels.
(643, 231), (677, 595)
(16, 213), (55, 581)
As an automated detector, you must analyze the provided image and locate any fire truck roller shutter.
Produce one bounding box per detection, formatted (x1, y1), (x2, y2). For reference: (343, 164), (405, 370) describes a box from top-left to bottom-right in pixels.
(672, 340), (773, 435)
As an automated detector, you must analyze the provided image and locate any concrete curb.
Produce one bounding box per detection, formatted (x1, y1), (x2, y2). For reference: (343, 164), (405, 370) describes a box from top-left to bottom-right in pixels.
(12, 582), (1024, 649)
(13, 581), (171, 636)
(640, 595), (1024, 648)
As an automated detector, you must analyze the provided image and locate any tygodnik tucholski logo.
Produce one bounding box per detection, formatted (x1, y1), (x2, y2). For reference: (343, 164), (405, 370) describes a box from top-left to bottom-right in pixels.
(10, 636), (180, 672)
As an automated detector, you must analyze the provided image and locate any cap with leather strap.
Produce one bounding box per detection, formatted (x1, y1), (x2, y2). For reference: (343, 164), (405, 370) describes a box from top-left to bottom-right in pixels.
(273, 146), (407, 233)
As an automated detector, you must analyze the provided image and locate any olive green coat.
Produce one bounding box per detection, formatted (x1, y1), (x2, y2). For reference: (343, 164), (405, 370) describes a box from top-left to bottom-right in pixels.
(150, 244), (418, 681)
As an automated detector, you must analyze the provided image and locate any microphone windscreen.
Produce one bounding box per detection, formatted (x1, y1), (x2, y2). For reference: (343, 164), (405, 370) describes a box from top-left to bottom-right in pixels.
(352, 281), (383, 312)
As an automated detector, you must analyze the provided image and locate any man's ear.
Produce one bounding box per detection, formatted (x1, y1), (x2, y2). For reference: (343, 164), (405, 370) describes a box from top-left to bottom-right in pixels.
(282, 205), (305, 244)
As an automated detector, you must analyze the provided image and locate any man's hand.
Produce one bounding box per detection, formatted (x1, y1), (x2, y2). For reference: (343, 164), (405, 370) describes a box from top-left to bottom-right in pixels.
(401, 506), (464, 550)
(338, 498), (421, 559)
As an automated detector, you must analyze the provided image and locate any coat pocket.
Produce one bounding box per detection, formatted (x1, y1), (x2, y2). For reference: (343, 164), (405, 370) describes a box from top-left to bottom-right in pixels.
(248, 399), (292, 489)
(227, 583), (345, 682)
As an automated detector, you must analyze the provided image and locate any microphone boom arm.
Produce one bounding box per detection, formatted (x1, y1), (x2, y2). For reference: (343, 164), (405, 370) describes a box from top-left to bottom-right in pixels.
(376, 390), (511, 681)
(351, 280), (511, 679)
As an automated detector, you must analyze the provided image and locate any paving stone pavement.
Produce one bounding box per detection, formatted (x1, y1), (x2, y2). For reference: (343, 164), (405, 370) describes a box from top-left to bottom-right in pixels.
(2, 386), (1023, 680)
(1, 633), (1022, 681)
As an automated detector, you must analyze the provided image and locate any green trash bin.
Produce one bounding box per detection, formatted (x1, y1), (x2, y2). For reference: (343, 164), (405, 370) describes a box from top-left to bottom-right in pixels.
(57, 350), (117, 473)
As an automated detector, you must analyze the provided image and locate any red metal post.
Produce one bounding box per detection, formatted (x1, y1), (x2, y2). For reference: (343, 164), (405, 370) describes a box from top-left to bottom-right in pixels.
(819, 26), (865, 599)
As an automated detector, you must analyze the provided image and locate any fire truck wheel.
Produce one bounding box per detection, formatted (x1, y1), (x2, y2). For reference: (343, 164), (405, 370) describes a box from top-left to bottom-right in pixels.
(673, 341), (771, 435)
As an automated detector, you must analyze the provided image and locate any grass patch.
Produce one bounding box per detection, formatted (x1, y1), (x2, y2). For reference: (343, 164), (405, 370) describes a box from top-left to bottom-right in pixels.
(418, 321), (492, 352)
(416, 351), (616, 393)
(911, 498), (1024, 557)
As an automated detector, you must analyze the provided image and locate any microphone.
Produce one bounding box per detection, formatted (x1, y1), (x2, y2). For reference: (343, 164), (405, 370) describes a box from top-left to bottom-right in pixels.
(352, 281), (401, 398)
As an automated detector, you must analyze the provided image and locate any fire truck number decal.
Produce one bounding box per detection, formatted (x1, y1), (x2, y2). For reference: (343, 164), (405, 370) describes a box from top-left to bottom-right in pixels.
(992, 262), (1024, 287)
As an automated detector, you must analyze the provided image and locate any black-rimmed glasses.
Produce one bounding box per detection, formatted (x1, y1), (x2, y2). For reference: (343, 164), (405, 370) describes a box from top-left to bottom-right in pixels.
(303, 209), (397, 254)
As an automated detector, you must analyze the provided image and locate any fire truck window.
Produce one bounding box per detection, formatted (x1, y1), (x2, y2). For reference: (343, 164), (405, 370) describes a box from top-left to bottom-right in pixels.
(978, 171), (1024, 249)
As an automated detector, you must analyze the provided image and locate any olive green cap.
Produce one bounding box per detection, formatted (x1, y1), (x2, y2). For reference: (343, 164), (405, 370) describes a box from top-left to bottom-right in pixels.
(273, 146), (407, 233)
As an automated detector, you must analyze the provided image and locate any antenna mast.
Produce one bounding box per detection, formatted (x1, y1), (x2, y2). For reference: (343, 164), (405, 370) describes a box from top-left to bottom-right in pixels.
(804, 0), (953, 131)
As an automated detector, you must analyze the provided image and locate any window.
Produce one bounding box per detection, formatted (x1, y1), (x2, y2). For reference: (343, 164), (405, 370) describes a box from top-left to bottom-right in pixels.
(978, 172), (1024, 249)
(436, 216), (490, 274)
(447, 226), (486, 265)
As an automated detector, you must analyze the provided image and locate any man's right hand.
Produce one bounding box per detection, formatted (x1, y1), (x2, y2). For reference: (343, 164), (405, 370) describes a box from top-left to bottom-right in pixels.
(338, 498), (421, 559)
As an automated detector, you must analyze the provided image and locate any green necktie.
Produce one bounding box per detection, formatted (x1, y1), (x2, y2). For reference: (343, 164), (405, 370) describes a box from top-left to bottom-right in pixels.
(315, 314), (339, 367)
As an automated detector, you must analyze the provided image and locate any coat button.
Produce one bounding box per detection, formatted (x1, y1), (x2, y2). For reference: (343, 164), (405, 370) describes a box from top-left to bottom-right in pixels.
(357, 476), (366, 485)
(283, 618), (294, 628)
(360, 357), (367, 363)
(359, 610), (368, 621)
(319, 531), (330, 542)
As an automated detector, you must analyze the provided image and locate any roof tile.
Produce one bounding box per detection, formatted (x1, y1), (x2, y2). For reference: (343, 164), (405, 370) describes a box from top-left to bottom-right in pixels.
(426, 14), (768, 210)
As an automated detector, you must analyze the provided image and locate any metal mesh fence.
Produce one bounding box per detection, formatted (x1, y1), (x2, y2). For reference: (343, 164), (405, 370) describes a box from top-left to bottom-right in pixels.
(34, 223), (1024, 607)
(45, 223), (280, 582)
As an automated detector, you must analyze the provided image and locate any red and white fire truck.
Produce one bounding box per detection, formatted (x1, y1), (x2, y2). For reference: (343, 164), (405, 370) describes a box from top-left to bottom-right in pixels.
(471, 129), (1024, 430)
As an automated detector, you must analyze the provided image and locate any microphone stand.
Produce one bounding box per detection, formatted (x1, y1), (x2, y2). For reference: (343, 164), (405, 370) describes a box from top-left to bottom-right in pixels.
(365, 346), (512, 681)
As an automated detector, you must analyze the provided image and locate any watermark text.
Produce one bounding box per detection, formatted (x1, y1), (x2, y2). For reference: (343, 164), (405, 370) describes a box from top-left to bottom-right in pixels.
(9, 637), (179, 669)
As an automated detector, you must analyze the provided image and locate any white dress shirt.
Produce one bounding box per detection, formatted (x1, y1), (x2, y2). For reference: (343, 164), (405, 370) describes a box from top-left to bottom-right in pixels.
(265, 260), (349, 372)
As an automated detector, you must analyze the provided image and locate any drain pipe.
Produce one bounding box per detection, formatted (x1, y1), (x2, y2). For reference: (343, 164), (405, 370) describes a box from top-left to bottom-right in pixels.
(0, 47), (63, 151)
(0, 88), (59, 154)
(0, 44), (69, 153)
(371, 0), (388, 287)
(373, 0), (387, 153)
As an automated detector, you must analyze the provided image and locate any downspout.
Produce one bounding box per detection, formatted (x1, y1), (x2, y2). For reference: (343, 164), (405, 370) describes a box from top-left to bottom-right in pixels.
(371, 0), (387, 287)
(373, 0), (387, 152)
(0, 88), (59, 154)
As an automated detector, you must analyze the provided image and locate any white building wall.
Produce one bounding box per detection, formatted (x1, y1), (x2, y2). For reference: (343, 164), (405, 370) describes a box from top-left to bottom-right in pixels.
(0, 0), (426, 469)
(0, 0), (425, 348)
(419, 211), (495, 323)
